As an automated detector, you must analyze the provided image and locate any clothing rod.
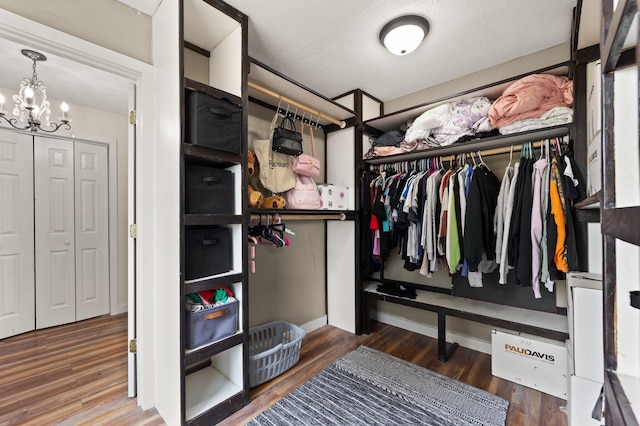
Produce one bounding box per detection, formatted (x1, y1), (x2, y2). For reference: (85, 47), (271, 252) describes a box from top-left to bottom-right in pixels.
(248, 81), (347, 128)
(480, 140), (543, 157)
(250, 213), (346, 222)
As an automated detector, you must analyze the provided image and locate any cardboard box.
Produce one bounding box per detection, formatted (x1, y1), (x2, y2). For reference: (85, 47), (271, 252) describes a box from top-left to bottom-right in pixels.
(587, 60), (602, 141)
(587, 134), (601, 196)
(567, 273), (603, 383)
(492, 330), (567, 399)
(317, 184), (349, 210)
(587, 60), (602, 197)
(568, 375), (603, 426)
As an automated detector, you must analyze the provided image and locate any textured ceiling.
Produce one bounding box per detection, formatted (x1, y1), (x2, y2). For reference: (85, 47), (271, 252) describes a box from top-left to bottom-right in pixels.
(0, 0), (593, 118)
(225, 0), (578, 102)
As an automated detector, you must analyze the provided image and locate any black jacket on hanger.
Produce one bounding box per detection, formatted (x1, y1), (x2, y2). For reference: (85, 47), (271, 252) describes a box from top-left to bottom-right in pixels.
(515, 158), (534, 287)
(463, 165), (500, 271)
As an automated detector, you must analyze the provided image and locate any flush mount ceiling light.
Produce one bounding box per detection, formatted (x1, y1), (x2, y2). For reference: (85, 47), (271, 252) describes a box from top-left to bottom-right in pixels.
(379, 15), (429, 56)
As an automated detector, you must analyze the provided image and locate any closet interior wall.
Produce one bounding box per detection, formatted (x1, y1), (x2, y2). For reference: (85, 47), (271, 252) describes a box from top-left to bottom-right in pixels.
(366, 148), (571, 345)
(246, 102), (327, 328)
(360, 54), (583, 352)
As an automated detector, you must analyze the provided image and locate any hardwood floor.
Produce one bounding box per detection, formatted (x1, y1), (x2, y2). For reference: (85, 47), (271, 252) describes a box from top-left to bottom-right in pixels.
(224, 321), (569, 426)
(0, 315), (567, 425)
(0, 313), (164, 426)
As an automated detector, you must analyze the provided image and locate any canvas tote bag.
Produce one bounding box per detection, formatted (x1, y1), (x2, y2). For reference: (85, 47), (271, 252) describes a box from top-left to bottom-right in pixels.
(254, 113), (296, 193)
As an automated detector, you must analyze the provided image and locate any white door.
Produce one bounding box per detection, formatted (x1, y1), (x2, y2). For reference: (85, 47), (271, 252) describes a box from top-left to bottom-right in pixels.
(75, 142), (109, 321)
(0, 130), (34, 339)
(35, 137), (76, 329)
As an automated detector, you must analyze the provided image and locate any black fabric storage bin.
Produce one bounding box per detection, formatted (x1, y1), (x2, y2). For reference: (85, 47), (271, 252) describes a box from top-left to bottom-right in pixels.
(185, 227), (232, 280)
(185, 164), (234, 214)
(186, 298), (238, 349)
(185, 90), (242, 153)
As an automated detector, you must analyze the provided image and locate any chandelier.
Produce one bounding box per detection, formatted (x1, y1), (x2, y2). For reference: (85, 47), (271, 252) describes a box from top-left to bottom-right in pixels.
(0, 49), (71, 133)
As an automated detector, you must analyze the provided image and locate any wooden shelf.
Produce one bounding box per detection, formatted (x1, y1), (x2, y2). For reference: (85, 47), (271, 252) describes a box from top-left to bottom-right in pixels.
(185, 78), (242, 107)
(184, 272), (243, 295)
(364, 64), (570, 133)
(184, 214), (243, 226)
(575, 190), (601, 209)
(184, 332), (244, 366)
(185, 366), (244, 422)
(364, 125), (571, 165)
(249, 208), (357, 221)
(364, 282), (569, 341)
(602, 206), (640, 246)
(183, 144), (242, 166)
(248, 58), (355, 128)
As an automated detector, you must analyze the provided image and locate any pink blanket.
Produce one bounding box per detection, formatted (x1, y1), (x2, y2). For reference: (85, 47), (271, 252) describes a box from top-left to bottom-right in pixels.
(488, 74), (573, 128)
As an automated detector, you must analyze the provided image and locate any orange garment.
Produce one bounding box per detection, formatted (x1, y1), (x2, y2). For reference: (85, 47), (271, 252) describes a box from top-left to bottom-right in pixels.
(549, 179), (569, 272)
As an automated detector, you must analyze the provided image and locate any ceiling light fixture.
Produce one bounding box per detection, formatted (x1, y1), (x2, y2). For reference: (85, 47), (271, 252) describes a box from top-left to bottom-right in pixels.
(379, 15), (429, 56)
(0, 49), (71, 133)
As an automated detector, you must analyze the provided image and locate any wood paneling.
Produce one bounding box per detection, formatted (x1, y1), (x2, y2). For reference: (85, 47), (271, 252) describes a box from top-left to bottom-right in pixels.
(1, 314), (567, 425)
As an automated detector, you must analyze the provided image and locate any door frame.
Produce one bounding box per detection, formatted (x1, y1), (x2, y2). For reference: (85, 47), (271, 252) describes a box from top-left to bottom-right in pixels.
(0, 9), (156, 409)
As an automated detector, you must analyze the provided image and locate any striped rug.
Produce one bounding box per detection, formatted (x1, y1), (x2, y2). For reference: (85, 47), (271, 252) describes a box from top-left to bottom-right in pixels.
(248, 346), (508, 426)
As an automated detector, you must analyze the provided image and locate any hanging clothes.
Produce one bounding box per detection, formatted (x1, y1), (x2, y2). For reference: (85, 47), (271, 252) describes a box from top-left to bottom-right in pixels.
(549, 158), (569, 273)
(463, 164), (500, 273)
(494, 162), (514, 263)
(530, 157), (548, 298)
(499, 161), (521, 284)
(509, 157), (534, 286)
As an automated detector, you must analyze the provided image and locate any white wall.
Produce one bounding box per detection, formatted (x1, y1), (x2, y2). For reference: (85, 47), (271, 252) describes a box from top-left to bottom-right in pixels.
(385, 43), (570, 113)
(0, 0), (152, 63)
(151, 0), (181, 423)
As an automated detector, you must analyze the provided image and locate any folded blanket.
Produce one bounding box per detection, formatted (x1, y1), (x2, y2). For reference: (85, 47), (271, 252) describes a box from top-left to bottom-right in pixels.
(489, 74), (573, 129)
(498, 106), (573, 135)
(431, 97), (492, 146)
(404, 103), (451, 143)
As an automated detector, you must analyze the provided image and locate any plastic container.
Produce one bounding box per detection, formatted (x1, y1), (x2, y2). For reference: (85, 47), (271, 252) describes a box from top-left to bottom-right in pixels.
(248, 321), (306, 388)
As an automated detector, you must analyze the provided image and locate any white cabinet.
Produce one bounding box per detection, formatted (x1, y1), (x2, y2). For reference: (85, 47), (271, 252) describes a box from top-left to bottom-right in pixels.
(566, 272), (603, 426)
(0, 131), (109, 338)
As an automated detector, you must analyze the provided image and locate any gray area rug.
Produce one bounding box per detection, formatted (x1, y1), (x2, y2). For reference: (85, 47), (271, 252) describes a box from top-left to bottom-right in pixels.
(248, 346), (509, 425)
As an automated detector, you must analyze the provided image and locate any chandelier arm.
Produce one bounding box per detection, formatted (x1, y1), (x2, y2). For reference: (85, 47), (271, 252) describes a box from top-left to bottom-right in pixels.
(0, 114), (31, 131)
(34, 121), (72, 133)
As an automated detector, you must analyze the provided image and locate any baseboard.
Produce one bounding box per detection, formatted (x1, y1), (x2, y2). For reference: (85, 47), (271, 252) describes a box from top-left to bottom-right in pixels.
(117, 304), (128, 314)
(374, 312), (492, 354)
(300, 316), (328, 334)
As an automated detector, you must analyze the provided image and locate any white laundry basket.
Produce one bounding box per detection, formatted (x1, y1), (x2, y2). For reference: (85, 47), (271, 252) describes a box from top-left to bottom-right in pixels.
(248, 321), (306, 388)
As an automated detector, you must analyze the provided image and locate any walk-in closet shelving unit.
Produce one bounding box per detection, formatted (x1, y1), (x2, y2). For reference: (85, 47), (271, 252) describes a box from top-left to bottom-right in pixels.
(359, 63), (576, 360)
(246, 59), (362, 333)
(598, 0), (640, 423)
(179, 0), (248, 424)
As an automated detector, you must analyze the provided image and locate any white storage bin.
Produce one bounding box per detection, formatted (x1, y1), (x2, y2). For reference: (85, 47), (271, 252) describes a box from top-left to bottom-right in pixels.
(492, 330), (568, 399)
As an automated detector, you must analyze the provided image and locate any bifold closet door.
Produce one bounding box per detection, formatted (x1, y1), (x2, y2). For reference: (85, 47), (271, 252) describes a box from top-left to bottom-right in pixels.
(0, 131), (34, 339)
(74, 142), (109, 321)
(35, 137), (76, 329)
